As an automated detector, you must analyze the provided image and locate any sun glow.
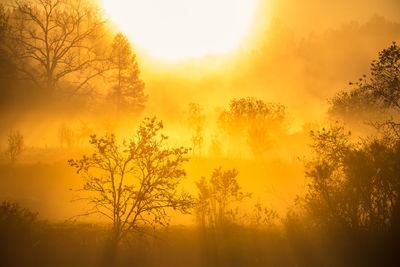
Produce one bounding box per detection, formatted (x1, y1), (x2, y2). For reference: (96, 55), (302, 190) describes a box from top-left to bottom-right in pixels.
(102, 0), (258, 61)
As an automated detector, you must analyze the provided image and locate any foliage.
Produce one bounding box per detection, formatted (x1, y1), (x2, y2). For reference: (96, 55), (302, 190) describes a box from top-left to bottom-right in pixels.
(329, 42), (400, 137)
(6, 130), (24, 164)
(107, 33), (147, 113)
(196, 167), (251, 228)
(69, 117), (194, 243)
(303, 124), (400, 233)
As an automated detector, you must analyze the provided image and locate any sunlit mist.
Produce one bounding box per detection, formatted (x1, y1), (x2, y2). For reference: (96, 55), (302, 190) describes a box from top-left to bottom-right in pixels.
(102, 0), (258, 60)
(1, 0), (400, 265)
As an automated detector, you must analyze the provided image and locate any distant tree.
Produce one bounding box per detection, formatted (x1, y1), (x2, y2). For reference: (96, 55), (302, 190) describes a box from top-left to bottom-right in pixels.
(107, 33), (147, 113)
(6, 130), (24, 164)
(196, 167), (251, 228)
(58, 124), (75, 147)
(76, 121), (93, 145)
(218, 97), (286, 156)
(69, 117), (193, 245)
(186, 103), (205, 155)
(6, 0), (108, 97)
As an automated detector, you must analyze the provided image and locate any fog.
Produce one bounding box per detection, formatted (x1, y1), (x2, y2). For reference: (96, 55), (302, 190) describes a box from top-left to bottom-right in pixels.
(1, 0), (400, 266)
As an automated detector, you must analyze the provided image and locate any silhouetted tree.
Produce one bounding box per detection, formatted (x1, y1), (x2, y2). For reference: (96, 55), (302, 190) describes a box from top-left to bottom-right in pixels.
(0, 201), (38, 265)
(6, 0), (107, 97)
(329, 42), (400, 138)
(303, 124), (400, 234)
(196, 167), (251, 228)
(69, 117), (193, 245)
(186, 103), (205, 155)
(107, 33), (147, 113)
(6, 130), (24, 164)
(218, 97), (286, 156)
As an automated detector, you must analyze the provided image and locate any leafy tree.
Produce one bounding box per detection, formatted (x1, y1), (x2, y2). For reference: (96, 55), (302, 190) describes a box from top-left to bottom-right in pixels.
(69, 117), (193, 244)
(218, 97), (286, 156)
(196, 167), (251, 228)
(6, 0), (107, 97)
(107, 33), (147, 113)
(303, 124), (400, 233)
(329, 42), (400, 138)
(6, 130), (24, 164)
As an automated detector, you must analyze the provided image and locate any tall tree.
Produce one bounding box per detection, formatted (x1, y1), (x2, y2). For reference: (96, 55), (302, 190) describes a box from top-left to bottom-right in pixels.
(7, 0), (107, 97)
(107, 33), (147, 113)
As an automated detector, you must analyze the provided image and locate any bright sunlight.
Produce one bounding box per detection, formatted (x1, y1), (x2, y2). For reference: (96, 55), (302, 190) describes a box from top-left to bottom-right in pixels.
(102, 0), (258, 60)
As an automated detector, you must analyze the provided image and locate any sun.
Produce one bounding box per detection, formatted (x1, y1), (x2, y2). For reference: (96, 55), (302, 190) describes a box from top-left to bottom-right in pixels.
(102, 0), (258, 61)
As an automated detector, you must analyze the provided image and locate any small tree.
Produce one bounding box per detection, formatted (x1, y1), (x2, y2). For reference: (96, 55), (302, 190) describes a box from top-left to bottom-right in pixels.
(196, 167), (251, 228)
(69, 117), (193, 244)
(6, 130), (24, 164)
(107, 33), (147, 113)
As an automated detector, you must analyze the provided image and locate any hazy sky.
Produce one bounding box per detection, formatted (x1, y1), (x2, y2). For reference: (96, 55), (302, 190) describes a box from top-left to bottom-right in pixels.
(269, 0), (400, 35)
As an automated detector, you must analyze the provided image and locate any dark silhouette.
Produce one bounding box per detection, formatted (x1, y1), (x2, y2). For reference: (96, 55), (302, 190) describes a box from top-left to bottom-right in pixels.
(329, 42), (400, 138)
(69, 117), (194, 246)
(6, 0), (107, 97)
(107, 33), (147, 114)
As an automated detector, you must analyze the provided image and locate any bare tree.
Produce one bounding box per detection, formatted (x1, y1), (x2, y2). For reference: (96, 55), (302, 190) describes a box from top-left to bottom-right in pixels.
(6, 130), (24, 164)
(196, 167), (251, 228)
(68, 117), (194, 244)
(107, 33), (147, 113)
(7, 0), (108, 97)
